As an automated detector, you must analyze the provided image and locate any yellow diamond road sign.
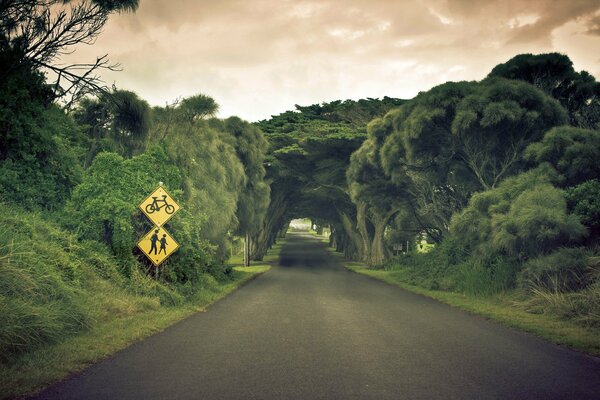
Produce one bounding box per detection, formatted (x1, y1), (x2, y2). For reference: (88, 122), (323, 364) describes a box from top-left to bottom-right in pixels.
(137, 226), (179, 266)
(139, 186), (180, 227)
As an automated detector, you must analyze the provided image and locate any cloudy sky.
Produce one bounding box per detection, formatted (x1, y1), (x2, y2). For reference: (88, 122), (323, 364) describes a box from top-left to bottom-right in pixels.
(66, 0), (600, 121)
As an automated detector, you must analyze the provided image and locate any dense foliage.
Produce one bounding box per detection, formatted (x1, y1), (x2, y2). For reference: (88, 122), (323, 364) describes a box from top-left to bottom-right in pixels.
(1, 0), (600, 360)
(0, 0), (273, 362)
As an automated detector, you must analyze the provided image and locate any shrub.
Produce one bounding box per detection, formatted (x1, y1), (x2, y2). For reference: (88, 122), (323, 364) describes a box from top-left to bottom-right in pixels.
(451, 166), (586, 260)
(518, 247), (595, 292)
(566, 179), (600, 238)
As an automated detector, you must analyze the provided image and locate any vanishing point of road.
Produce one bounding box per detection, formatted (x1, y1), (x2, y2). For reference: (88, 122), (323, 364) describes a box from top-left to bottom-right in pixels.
(31, 233), (600, 399)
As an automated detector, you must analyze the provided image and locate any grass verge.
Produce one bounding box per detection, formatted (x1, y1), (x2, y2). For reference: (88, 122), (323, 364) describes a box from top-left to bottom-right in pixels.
(334, 253), (600, 357)
(0, 252), (278, 400)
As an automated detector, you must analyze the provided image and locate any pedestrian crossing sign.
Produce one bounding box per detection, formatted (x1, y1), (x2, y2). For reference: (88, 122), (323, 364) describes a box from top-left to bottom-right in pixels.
(137, 226), (179, 266)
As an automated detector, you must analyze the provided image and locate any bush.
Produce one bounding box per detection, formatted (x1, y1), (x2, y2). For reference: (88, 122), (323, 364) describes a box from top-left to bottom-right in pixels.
(491, 184), (586, 257)
(566, 179), (600, 237)
(451, 166), (586, 260)
(518, 247), (595, 292)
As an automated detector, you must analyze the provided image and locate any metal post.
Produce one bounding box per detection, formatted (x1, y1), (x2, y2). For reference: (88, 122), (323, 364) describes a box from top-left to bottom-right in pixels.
(244, 233), (250, 267)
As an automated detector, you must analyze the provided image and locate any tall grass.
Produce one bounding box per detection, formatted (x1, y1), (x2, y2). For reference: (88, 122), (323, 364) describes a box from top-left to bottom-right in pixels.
(455, 258), (520, 297)
(0, 204), (213, 363)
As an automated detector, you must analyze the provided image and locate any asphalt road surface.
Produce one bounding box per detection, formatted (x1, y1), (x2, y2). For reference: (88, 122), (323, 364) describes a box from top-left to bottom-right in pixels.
(31, 232), (600, 399)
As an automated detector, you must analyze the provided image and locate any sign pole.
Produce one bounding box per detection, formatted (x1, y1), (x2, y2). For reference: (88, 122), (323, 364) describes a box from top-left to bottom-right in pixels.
(244, 233), (250, 267)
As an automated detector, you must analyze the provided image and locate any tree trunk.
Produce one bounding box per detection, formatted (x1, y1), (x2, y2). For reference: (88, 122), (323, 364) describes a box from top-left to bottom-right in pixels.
(340, 211), (363, 260)
(368, 210), (395, 267)
(356, 201), (372, 263)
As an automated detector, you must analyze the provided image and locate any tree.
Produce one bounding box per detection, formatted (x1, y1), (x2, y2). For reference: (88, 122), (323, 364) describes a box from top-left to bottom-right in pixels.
(489, 53), (600, 129)
(151, 95), (247, 261)
(379, 79), (567, 242)
(73, 89), (151, 165)
(211, 117), (270, 262)
(347, 115), (408, 265)
(255, 98), (404, 260)
(179, 94), (219, 124)
(0, 0), (139, 104)
(452, 77), (568, 189)
(450, 165), (586, 260)
(566, 180), (600, 239)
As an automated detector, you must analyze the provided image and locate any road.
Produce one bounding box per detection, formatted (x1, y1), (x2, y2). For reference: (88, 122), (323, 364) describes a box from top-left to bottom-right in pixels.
(31, 232), (600, 399)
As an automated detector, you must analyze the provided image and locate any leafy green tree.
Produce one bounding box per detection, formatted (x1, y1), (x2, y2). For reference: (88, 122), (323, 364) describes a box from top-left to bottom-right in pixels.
(151, 95), (246, 261)
(0, 63), (83, 209)
(489, 53), (600, 129)
(452, 78), (568, 189)
(379, 79), (567, 242)
(347, 115), (408, 265)
(179, 94), (219, 124)
(566, 180), (600, 238)
(73, 89), (151, 166)
(210, 117), (270, 260)
(67, 149), (181, 261)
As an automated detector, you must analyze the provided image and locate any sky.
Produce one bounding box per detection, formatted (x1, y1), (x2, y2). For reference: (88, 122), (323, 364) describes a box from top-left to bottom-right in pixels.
(65, 0), (600, 122)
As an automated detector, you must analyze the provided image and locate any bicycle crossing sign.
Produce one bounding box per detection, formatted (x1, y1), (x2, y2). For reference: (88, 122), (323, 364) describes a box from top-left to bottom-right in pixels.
(139, 186), (180, 227)
(137, 226), (180, 266)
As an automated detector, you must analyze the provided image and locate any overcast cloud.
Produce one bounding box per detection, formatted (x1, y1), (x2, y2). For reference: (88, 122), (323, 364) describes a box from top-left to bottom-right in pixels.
(64, 0), (600, 121)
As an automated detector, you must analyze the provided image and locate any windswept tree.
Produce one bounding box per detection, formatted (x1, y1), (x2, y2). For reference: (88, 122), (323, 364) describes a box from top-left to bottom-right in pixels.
(211, 117), (271, 260)
(347, 114), (408, 265)
(73, 89), (151, 165)
(0, 0), (140, 209)
(378, 79), (567, 242)
(489, 53), (600, 130)
(151, 94), (246, 260)
(0, 0), (139, 104)
(179, 94), (219, 123)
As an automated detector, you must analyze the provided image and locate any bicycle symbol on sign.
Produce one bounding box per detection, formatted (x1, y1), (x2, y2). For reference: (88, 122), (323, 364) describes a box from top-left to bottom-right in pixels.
(145, 195), (175, 215)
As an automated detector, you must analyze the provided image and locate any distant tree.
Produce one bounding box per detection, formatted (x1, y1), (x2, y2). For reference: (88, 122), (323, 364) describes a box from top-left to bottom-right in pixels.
(73, 89), (151, 165)
(489, 53), (600, 129)
(255, 98), (404, 260)
(347, 115), (408, 265)
(179, 94), (219, 124)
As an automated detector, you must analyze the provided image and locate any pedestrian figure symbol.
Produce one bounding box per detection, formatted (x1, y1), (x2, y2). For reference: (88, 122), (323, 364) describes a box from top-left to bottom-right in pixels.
(159, 234), (168, 254)
(150, 229), (159, 255)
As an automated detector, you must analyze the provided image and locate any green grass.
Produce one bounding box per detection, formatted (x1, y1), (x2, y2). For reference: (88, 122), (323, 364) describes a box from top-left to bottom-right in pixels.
(336, 253), (600, 356)
(0, 238), (282, 399)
